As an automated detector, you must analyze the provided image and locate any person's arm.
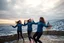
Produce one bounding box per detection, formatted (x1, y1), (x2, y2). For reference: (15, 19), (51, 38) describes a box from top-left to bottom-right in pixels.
(43, 23), (52, 28)
(12, 25), (17, 28)
(23, 23), (28, 26)
(32, 21), (38, 25)
(42, 23), (49, 28)
(21, 24), (27, 26)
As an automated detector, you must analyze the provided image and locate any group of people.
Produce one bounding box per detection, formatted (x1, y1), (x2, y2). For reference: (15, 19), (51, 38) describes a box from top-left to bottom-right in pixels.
(11, 17), (52, 43)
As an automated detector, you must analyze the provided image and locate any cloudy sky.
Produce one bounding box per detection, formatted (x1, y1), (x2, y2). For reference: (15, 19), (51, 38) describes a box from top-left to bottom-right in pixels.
(0, 0), (64, 24)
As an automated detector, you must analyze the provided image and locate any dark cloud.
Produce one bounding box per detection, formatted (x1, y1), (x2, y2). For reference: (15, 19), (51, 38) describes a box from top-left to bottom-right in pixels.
(0, 0), (16, 10)
(0, 0), (8, 10)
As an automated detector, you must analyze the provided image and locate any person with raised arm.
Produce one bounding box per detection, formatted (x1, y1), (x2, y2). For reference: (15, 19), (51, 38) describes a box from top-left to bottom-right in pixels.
(33, 17), (52, 43)
(11, 20), (25, 43)
(24, 19), (37, 43)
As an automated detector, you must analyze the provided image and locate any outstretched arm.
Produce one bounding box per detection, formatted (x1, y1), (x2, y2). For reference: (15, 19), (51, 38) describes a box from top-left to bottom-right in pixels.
(23, 23), (28, 26)
(11, 25), (17, 28)
(42, 23), (49, 28)
(43, 23), (52, 29)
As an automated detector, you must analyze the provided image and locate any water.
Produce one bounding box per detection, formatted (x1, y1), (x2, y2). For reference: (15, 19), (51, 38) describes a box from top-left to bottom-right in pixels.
(0, 24), (16, 36)
(0, 24), (49, 36)
(0, 19), (64, 36)
(0, 24), (38, 36)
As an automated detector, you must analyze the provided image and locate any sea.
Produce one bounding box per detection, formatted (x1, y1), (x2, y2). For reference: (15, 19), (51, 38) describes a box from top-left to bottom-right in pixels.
(0, 19), (64, 36)
(0, 24), (38, 36)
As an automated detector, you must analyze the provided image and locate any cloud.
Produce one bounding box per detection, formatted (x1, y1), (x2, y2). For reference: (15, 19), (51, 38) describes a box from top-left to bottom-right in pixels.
(0, 0), (8, 10)
(0, 0), (16, 10)
(0, 0), (64, 21)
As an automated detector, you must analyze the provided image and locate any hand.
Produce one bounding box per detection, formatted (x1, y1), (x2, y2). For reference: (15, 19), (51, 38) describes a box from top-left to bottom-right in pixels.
(49, 25), (52, 27)
(47, 25), (52, 29)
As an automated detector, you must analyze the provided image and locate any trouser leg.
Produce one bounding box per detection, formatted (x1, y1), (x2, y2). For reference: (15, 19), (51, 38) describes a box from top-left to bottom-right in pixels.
(20, 31), (25, 43)
(20, 31), (24, 40)
(33, 32), (38, 43)
(36, 32), (42, 43)
(17, 31), (19, 40)
(28, 31), (32, 42)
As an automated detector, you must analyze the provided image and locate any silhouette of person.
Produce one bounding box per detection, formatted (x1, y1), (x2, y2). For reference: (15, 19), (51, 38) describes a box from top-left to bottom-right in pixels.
(11, 20), (25, 43)
(24, 19), (37, 43)
(33, 17), (52, 43)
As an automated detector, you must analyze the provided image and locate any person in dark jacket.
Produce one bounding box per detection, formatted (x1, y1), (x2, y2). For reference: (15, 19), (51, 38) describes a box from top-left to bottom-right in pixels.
(33, 17), (52, 43)
(24, 19), (36, 43)
(11, 20), (25, 43)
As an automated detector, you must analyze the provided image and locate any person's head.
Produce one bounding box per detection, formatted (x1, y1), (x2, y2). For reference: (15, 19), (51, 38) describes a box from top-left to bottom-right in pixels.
(39, 17), (45, 23)
(27, 19), (32, 23)
(16, 20), (22, 24)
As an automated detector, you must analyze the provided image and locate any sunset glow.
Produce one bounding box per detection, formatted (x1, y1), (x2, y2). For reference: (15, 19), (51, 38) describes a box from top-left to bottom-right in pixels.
(0, 19), (25, 24)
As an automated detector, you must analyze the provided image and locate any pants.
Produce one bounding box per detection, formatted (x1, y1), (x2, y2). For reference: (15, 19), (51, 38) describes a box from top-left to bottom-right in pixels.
(17, 31), (24, 40)
(33, 32), (43, 43)
(27, 31), (32, 42)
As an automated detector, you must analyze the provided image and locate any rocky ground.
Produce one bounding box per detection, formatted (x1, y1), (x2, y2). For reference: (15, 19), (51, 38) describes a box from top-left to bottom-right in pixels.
(4, 35), (64, 43)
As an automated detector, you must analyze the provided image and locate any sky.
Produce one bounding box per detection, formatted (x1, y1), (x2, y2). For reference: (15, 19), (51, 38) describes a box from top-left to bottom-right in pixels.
(0, 0), (64, 24)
